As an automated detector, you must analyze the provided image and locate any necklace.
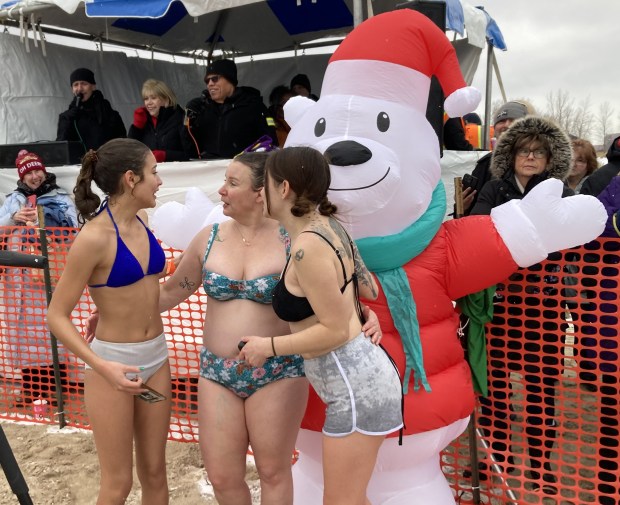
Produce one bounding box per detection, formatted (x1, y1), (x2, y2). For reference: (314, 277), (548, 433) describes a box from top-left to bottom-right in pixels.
(233, 221), (257, 246)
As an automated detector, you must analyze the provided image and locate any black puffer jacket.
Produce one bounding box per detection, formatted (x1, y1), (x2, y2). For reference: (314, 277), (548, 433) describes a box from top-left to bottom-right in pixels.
(471, 116), (574, 215)
(186, 86), (277, 159)
(56, 90), (126, 151)
(128, 105), (192, 161)
(579, 135), (620, 197)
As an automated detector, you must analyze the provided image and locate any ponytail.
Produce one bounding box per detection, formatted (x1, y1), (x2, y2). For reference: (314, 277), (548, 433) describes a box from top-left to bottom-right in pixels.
(73, 149), (101, 224)
(317, 195), (337, 216)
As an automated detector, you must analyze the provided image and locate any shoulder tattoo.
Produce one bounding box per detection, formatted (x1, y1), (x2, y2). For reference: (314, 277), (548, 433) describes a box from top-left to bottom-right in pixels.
(353, 247), (377, 298)
(329, 219), (352, 260)
(294, 249), (305, 261)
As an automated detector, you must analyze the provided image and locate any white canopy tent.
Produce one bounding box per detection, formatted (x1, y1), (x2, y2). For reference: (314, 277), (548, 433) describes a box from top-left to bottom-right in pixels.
(0, 0), (504, 57)
(0, 0), (506, 147)
(0, 0), (507, 211)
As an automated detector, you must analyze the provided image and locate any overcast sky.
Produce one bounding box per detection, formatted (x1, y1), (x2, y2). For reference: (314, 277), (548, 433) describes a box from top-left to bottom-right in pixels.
(468, 0), (619, 143)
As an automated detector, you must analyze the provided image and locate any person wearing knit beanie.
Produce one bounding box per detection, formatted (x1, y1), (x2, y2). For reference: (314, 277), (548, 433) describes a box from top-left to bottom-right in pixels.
(15, 150), (47, 184)
(0, 150), (77, 227)
(205, 59), (238, 87)
(184, 59), (278, 158)
(69, 68), (97, 103)
(70, 68), (96, 86)
(290, 73), (319, 101)
(56, 67), (126, 151)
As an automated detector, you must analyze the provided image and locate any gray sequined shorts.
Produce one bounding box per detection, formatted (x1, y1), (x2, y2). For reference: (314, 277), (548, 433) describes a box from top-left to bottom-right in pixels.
(304, 333), (403, 437)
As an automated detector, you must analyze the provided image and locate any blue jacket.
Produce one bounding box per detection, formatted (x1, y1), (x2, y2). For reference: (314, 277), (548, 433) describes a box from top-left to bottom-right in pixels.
(0, 188), (78, 228)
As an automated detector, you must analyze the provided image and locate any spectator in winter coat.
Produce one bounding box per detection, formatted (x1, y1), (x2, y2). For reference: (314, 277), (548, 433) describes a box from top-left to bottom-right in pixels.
(567, 138), (598, 194)
(56, 68), (126, 152)
(469, 116), (574, 492)
(128, 79), (192, 162)
(0, 150), (78, 405)
(289, 73), (319, 101)
(185, 59), (277, 159)
(0, 150), (78, 228)
(470, 116), (574, 215)
(268, 84), (293, 147)
(580, 135), (620, 196)
(459, 100), (535, 215)
(443, 116), (474, 151)
(596, 176), (620, 237)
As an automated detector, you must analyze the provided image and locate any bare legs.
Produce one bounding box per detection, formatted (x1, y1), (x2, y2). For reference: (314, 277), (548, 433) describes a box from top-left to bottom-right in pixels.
(322, 432), (385, 505)
(85, 363), (171, 505)
(198, 376), (308, 505)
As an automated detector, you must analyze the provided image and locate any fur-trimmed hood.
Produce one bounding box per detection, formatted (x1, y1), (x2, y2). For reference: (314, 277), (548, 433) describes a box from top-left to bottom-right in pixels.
(491, 116), (572, 181)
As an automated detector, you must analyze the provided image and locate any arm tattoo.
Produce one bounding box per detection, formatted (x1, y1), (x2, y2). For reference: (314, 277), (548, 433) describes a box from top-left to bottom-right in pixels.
(179, 277), (196, 291)
(294, 249), (305, 261)
(328, 218), (352, 260)
(353, 245), (378, 298)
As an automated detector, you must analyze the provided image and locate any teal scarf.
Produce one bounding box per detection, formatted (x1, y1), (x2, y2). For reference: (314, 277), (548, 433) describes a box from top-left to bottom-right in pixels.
(356, 182), (446, 393)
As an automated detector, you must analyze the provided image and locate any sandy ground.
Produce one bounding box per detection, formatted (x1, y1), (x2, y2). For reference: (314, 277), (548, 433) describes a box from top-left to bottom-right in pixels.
(0, 420), (261, 505)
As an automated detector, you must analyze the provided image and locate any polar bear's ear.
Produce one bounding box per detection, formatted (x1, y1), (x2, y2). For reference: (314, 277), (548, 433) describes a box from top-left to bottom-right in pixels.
(284, 96), (315, 128)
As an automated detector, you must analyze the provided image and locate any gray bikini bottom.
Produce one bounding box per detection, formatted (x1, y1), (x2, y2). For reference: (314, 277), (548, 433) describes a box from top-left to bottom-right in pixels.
(86, 333), (169, 382)
(304, 332), (403, 437)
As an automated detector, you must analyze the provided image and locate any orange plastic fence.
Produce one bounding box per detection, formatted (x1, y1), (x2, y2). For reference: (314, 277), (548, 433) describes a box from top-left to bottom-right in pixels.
(0, 227), (618, 504)
(447, 238), (620, 504)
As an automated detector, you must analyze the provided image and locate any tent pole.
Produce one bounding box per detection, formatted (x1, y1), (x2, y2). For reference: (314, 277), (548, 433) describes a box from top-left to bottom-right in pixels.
(353, 0), (364, 26)
(482, 44), (494, 150)
(0, 3), (54, 21)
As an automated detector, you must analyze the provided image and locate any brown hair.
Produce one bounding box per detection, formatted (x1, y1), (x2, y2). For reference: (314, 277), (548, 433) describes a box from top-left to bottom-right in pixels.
(513, 134), (551, 162)
(233, 152), (270, 191)
(571, 138), (598, 176)
(73, 138), (151, 223)
(264, 146), (337, 217)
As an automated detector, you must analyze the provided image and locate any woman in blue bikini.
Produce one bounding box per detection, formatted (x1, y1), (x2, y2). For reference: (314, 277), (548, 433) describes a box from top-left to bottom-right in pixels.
(47, 138), (170, 504)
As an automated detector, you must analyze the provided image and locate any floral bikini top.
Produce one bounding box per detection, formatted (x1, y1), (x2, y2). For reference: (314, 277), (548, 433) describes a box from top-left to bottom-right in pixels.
(202, 222), (290, 304)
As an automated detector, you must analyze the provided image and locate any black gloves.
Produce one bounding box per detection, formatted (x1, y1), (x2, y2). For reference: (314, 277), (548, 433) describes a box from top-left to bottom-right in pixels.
(64, 102), (80, 121)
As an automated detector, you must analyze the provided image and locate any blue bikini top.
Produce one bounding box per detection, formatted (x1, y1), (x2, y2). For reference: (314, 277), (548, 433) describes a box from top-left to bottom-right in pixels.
(202, 222), (290, 304)
(88, 204), (166, 289)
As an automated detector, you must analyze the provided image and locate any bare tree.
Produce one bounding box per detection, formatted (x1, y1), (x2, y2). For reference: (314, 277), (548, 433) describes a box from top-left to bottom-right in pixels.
(572, 96), (594, 140)
(545, 89), (594, 141)
(545, 89), (574, 132)
(596, 101), (615, 145)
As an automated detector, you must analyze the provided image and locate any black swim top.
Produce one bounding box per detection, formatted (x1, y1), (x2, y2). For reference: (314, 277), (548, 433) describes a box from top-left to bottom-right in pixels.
(88, 204), (166, 289)
(272, 229), (364, 323)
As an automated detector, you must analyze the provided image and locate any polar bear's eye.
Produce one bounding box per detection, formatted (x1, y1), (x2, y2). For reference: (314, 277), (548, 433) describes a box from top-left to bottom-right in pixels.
(314, 118), (326, 137)
(377, 112), (390, 132)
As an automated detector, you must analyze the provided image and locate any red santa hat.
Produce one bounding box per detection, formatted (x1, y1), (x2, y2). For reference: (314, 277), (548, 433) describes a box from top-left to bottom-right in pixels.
(322, 9), (480, 117)
(15, 150), (46, 180)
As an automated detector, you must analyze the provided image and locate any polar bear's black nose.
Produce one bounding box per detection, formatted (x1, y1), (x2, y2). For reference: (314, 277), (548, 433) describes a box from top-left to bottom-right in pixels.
(324, 141), (372, 166)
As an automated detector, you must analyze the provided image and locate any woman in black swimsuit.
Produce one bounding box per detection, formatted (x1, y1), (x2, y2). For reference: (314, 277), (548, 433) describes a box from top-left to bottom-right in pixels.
(239, 146), (403, 505)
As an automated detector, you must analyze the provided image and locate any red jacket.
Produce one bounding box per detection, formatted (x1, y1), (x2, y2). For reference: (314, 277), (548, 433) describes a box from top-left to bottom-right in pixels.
(301, 215), (518, 435)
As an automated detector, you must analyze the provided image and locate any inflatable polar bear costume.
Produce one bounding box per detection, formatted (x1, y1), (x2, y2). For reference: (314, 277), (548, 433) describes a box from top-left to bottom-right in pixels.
(283, 9), (606, 504)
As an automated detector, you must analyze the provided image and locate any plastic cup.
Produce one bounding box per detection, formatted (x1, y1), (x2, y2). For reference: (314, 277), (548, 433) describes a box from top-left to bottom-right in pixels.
(32, 399), (49, 420)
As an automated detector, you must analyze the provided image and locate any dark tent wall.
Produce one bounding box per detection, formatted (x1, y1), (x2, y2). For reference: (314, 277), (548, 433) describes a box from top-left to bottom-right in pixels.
(0, 32), (330, 145)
